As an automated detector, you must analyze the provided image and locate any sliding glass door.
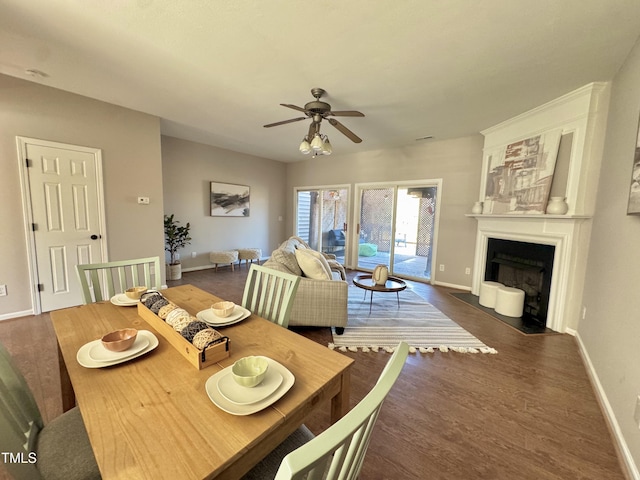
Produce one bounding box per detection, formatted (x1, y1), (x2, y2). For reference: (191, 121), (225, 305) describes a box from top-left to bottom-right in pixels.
(356, 183), (439, 282)
(295, 186), (349, 264)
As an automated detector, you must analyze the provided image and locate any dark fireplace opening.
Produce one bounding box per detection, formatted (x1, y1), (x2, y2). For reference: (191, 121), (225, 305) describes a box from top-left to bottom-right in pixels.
(484, 238), (554, 327)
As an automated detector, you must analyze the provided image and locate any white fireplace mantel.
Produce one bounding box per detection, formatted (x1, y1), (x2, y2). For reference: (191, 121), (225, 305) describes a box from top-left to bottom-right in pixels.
(471, 82), (609, 333)
(471, 214), (592, 332)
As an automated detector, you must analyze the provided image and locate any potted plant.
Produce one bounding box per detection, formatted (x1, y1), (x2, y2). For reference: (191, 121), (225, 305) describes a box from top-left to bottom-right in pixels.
(164, 214), (191, 280)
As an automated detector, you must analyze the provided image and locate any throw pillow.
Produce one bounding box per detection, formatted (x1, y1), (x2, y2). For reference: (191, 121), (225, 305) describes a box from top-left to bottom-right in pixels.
(270, 248), (302, 276)
(295, 249), (331, 280)
(299, 248), (333, 278)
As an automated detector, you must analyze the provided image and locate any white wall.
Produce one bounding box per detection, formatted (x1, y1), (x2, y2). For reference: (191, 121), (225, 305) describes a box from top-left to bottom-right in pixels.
(580, 37), (640, 474)
(0, 74), (165, 317)
(286, 135), (484, 287)
(161, 136), (288, 270)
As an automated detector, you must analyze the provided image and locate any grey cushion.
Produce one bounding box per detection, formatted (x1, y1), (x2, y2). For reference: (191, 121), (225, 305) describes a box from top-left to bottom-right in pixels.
(36, 407), (101, 480)
(242, 425), (315, 479)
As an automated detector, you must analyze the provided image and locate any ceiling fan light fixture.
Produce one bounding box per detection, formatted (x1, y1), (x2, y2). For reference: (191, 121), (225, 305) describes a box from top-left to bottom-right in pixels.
(310, 134), (324, 151)
(322, 136), (332, 155)
(299, 138), (311, 154)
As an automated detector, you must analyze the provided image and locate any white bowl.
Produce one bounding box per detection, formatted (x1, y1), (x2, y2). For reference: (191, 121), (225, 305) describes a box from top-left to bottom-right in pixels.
(231, 356), (269, 388)
(212, 301), (235, 318)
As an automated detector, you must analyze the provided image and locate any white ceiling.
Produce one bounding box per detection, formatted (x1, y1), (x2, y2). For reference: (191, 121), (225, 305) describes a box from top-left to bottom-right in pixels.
(1, 1), (639, 163)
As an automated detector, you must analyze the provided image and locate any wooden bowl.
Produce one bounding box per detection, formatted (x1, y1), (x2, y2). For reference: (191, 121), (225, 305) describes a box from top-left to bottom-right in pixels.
(101, 328), (138, 352)
(125, 286), (148, 300)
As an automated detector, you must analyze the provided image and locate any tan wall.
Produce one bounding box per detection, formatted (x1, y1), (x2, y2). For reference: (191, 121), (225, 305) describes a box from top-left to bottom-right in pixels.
(161, 136), (287, 270)
(580, 37), (640, 470)
(0, 74), (165, 317)
(285, 135), (484, 287)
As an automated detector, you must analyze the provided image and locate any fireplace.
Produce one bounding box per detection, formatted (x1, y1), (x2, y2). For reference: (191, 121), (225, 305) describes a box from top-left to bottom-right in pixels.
(484, 238), (554, 326)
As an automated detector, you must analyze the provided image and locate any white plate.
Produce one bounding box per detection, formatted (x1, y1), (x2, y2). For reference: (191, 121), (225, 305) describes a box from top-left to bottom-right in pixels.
(88, 335), (150, 362)
(110, 294), (139, 307)
(196, 305), (251, 326)
(205, 357), (295, 415)
(77, 330), (158, 368)
(217, 369), (283, 406)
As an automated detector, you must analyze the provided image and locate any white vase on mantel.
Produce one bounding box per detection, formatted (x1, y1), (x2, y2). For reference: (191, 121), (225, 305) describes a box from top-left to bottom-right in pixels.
(546, 197), (569, 215)
(471, 201), (484, 214)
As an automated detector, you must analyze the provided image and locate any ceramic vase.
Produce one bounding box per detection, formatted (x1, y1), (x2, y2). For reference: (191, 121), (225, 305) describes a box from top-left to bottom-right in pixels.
(546, 197), (569, 215)
(471, 201), (484, 214)
(372, 264), (389, 286)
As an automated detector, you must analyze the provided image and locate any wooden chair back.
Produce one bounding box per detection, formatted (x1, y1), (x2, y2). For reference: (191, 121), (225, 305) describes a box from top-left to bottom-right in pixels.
(75, 256), (161, 304)
(242, 265), (301, 328)
(0, 341), (44, 479)
(275, 342), (409, 480)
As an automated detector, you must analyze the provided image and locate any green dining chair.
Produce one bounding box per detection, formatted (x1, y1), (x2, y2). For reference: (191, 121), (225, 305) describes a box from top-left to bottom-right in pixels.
(243, 342), (409, 480)
(76, 256), (161, 304)
(241, 265), (301, 328)
(0, 341), (101, 479)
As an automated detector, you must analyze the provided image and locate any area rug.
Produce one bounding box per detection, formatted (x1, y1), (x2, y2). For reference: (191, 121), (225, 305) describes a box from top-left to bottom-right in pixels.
(329, 287), (497, 354)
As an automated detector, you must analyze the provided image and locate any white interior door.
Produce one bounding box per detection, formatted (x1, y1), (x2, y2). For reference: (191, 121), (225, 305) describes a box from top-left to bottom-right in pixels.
(22, 140), (105, 312)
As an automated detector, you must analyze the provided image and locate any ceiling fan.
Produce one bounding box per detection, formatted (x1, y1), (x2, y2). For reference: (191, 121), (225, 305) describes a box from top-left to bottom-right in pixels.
(263, 88), (365, 146)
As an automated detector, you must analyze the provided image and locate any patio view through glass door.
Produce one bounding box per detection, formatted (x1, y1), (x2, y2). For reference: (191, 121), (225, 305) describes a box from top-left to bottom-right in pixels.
(357, 184), (438, 282)
(295, 187), (348, 265)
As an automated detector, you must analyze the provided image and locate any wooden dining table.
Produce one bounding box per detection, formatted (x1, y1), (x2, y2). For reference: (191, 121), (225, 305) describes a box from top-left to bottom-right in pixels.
(50, 284), (354, 479)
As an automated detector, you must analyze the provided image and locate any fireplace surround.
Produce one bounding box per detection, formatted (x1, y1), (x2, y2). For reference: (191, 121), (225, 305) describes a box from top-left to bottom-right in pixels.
(471, 215), (591, 333)
(469, 82), (609, 333)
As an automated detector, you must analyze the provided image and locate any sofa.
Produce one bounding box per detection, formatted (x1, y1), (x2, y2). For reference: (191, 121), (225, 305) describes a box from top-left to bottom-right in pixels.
(263, 236), (347, 333)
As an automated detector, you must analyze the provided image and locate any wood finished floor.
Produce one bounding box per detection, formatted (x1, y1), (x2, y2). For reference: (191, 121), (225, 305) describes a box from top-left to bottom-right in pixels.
(0, 267), (627, 480)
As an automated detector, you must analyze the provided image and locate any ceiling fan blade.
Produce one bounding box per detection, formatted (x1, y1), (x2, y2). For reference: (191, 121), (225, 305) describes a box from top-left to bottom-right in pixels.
(328, 110), (365, 117)
(280, 103), (308, 113)
(263, 117), (307, 128)
(327, 118), (362, 143)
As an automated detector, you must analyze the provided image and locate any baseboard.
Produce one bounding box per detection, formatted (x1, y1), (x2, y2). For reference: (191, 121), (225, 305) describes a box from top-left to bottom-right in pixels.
(181, 265), (216, 273)
(575, 332), (639, 480)
(432, 280), (471, 291)
(0, 309), (34, 321)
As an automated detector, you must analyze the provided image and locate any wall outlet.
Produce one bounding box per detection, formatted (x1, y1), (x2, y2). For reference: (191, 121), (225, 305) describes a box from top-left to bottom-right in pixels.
(634, 396), (640, 429)
(0, 284), (6, 296)
(465, 267), (471, 275)
(439, 264), (445, 272)
(137, 196), (150, 205)
(191, 252), (196, 258)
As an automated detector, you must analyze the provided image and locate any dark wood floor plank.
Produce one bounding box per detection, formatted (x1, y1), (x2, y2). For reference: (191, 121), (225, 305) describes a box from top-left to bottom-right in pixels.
(0, 267), (627, 479)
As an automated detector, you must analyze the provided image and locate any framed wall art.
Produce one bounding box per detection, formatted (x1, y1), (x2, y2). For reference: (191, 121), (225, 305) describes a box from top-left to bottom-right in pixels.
(210, 182), (250, 217)
(483, 129), (562, 214)
(627, 115), (640, 215)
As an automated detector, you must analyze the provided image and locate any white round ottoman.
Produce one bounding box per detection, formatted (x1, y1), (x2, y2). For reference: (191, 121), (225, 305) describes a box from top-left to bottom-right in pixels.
(495, 286), (525, 317)
(237, 248), (261, 267)
(479, 281), (503, 308)
(209, 250), (239, 272)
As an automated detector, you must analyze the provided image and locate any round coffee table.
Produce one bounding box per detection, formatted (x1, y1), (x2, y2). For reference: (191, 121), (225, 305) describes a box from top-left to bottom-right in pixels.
(352, 274), (407, 313)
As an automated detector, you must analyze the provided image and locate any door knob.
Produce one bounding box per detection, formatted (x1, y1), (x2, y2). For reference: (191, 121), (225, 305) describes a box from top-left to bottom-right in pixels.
(90, 234), (101, 240)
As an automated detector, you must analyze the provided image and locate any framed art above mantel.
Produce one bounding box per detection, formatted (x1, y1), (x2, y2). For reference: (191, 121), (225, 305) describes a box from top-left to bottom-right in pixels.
(210, 182), (250, 217)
